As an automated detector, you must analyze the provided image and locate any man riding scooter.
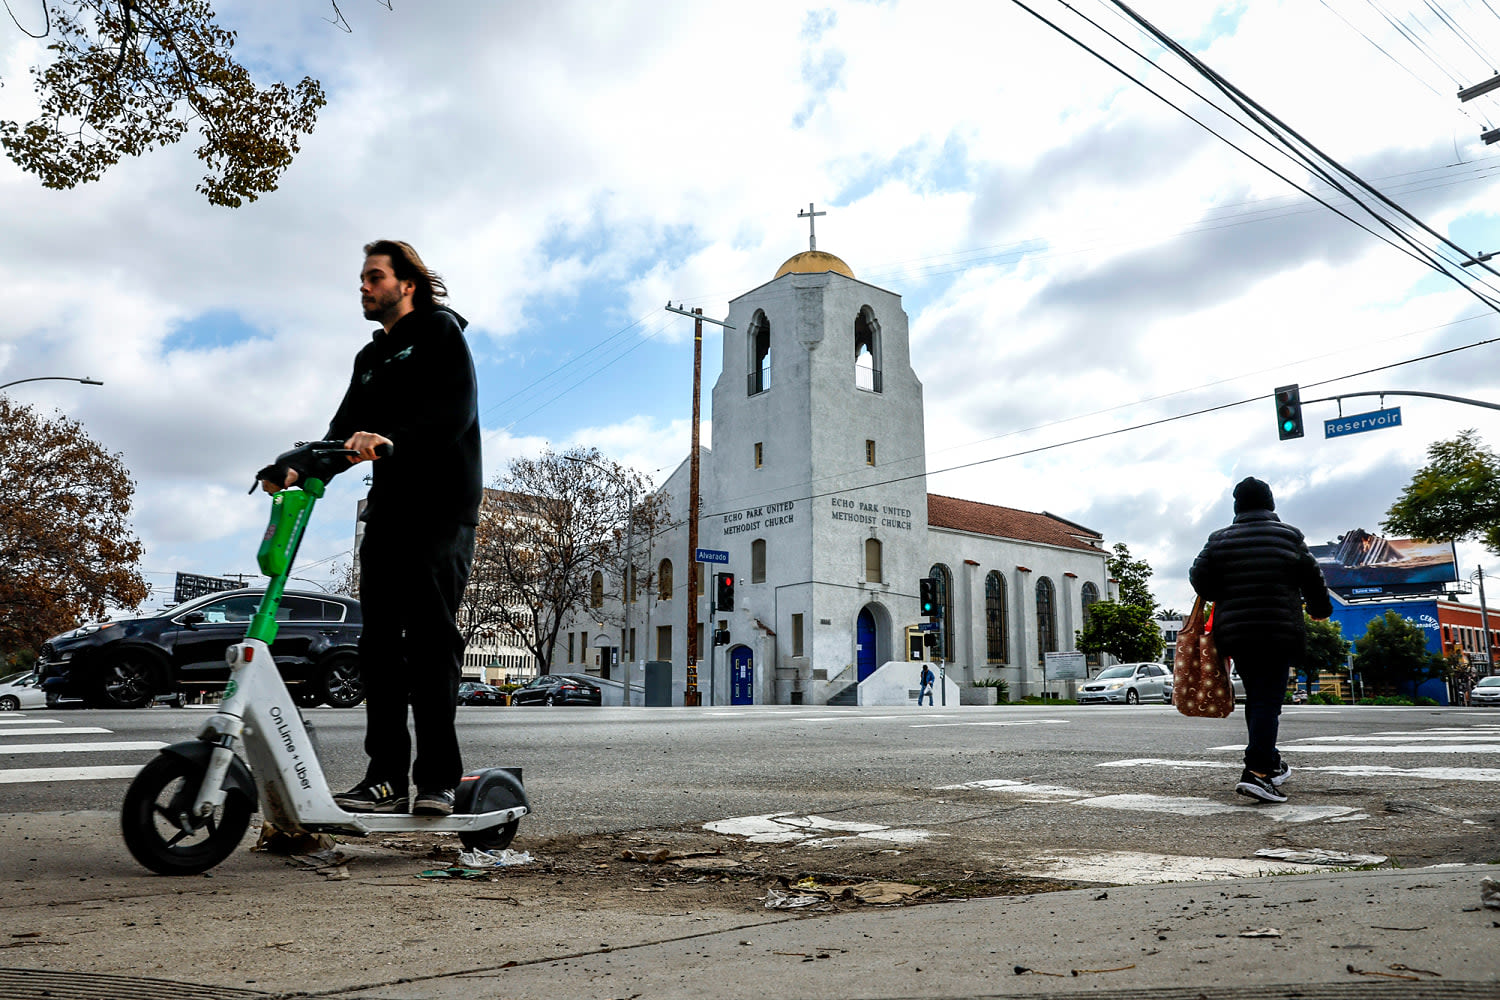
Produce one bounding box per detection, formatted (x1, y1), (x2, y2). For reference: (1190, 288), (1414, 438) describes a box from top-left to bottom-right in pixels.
(260, 239), (481, 817)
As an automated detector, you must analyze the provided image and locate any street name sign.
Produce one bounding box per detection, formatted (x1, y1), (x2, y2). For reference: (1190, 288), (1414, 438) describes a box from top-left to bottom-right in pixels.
(1325, 407), (1401, 439)
(916, 622), (940, 631)
(695, 548), (730, 564)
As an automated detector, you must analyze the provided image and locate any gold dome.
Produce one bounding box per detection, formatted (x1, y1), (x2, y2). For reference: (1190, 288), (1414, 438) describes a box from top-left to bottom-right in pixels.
(774, 249), (854, 279)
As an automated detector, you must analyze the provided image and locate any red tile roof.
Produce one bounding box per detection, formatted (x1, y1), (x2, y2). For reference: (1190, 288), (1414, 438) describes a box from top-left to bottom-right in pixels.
(926, 494), (1104, 552)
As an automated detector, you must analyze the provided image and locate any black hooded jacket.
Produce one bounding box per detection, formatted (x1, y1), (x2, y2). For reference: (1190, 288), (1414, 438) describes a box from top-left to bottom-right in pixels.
(323, 304), (482, 527)
(1189, 509), (1332, 656)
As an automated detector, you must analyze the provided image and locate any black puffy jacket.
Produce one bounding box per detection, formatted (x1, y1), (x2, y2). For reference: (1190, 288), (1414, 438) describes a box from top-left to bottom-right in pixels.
(1189, 510), (1332, 655)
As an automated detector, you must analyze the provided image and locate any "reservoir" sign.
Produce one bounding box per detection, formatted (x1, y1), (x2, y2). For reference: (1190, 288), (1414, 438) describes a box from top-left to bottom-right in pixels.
(1325, 407), (1401, 439)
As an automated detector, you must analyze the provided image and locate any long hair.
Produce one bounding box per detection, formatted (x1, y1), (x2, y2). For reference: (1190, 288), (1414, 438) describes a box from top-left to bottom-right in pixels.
(363, 239), (448, 310)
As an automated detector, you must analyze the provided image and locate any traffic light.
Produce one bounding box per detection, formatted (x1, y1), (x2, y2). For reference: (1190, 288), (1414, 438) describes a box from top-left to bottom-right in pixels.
(923, 631), (939, 650)
(1274, 384), (1304, 441)
(715, 572), (735, 611)
(919, 577), (939, 618)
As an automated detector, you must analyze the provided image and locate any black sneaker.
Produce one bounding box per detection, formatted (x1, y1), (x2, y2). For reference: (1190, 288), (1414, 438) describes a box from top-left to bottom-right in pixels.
(413, 788), (456, 816)
(1235, 768), (1288, 804)
(1270, 760), (1291, 787)
(334, 780), (408, 813)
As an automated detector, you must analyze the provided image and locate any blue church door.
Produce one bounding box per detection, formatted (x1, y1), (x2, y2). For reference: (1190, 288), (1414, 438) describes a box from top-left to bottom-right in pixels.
(730, 646), (754, 704)
(856, 609), (878, 681)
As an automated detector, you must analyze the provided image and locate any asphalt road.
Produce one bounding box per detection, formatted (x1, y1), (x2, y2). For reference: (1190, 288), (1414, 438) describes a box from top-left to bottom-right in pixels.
(2, 701), (1497, 880)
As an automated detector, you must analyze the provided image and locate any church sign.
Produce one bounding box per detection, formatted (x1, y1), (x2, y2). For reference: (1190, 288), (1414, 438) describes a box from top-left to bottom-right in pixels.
(722, 499), (797, 536)
(829, 495), (913, 530)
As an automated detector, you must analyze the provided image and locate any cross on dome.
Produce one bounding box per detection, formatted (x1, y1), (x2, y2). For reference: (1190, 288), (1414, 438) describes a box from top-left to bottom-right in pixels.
(798, 202), (826, 250)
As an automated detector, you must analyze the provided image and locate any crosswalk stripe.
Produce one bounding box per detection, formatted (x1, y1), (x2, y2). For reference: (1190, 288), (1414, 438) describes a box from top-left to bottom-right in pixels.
(1208, 743), (1500, 753)
(0, 717), (62, 724)
(1101, 758), (1500, 782)
(0, 741), (166, 754)
(0, 765), (143, 784)
(0, 726), (112, 737)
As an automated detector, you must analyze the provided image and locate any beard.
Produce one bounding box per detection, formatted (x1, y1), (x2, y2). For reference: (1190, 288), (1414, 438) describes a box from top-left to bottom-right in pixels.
(362, 286), (404, 321)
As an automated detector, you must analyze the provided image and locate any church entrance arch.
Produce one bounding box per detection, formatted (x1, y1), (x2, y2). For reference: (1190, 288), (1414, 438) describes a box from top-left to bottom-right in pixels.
(729, 646), (754, 704)
(855, 603), (891, 682)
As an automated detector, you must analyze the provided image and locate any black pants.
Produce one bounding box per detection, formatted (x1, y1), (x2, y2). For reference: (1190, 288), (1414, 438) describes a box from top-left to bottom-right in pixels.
(357, 519), (476, 792)
(1225, 644), (1294, 775)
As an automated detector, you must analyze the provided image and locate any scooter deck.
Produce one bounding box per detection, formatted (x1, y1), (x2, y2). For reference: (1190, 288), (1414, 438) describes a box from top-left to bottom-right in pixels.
(306, 805), (529, 836)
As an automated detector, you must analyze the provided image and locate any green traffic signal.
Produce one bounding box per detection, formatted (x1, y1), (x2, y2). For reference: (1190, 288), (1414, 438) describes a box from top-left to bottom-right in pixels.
(1274, 384), (1303, 441)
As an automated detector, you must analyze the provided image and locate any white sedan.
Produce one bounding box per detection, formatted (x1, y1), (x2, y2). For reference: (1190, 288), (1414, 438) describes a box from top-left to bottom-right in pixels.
(0, 670), (46, 711)
(1078, 663), (1172, 705)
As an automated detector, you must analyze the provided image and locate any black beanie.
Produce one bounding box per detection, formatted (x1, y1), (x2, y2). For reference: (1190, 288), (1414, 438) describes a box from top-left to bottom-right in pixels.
(1233, 477), (1275, 513)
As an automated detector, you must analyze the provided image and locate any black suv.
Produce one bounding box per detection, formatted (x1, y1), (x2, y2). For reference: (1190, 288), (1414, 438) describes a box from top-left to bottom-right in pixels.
(36, 589), (364, 709)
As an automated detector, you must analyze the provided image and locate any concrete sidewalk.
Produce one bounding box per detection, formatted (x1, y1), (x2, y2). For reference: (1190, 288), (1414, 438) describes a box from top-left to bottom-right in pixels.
(0, 810), (1496, 1000)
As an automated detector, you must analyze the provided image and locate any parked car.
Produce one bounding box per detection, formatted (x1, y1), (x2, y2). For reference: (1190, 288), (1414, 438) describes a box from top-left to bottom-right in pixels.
(458, 681), (507, 706)
(1471, 675), (1500, 706)
(510, 673), (603, 706)
(1078, 662), (1171, 704)
(1228, 667), (1247, 702)
(0, 670), (46, 711)
(35, 589), (364, 709)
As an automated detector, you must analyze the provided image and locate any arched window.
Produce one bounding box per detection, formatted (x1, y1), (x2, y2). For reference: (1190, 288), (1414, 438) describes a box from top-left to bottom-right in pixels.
(865, 538), (882, 583)
(658, 559), (673, 601)
(1036, 577), (1057, 663)
(928, 563), (954, 661)
(748, 310), (771, 395)
(590, 571), (604, 608)
(985, 571), (1007, 663)
(854, 306), (882, 392)
(1080, 582), (1100, 664)
(752, 538), (767, 583)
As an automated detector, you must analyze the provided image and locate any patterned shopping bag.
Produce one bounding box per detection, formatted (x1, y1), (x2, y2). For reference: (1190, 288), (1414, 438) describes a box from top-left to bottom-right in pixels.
(1172, 596), (1234, 718)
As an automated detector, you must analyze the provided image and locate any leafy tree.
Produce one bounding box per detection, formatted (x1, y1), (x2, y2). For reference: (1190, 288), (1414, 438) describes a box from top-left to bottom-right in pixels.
(1383, 429), (1500, 554)
(0, 397), (148, 659)
(1075, 599), (1164, 664)
(1, 0), (348, 206)
(1107, 541), (1157, 613)
(1352, 610), (1445, 693)
(1300, 614), (1349, 687)
(462, 448), (670, 674)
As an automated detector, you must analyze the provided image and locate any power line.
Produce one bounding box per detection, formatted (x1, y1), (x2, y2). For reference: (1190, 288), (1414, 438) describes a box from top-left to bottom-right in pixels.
(1088, 0), (1500, 307)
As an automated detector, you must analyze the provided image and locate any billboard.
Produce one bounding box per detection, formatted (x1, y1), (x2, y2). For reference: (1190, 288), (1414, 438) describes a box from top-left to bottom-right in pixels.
(1310, 529), (1458, 600)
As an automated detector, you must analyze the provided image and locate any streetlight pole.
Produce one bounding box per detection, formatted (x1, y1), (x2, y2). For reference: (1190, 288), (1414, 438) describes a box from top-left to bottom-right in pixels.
(1475, 567), (1493, 677)
(0, 376), (103, 391)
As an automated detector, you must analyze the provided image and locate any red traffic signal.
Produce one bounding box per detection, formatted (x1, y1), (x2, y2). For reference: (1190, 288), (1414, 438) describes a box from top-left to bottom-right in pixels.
(715, 572), (735, 611)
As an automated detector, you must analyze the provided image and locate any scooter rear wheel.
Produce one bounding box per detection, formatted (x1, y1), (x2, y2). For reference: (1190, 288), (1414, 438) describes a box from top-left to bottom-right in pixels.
(459, 820), (519, 852)
(122, 752), (253, 875)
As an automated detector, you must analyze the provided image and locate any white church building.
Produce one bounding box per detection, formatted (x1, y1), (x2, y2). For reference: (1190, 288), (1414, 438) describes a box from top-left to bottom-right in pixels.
(551, 237), (1113, 705)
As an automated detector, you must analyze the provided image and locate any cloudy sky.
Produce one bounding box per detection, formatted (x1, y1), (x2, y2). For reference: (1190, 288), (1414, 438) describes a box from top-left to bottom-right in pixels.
(3, 0), (1499, 616)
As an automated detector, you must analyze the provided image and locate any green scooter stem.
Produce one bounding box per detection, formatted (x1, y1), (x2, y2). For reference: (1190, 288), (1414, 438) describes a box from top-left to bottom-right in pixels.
(248, 477), (327, 645)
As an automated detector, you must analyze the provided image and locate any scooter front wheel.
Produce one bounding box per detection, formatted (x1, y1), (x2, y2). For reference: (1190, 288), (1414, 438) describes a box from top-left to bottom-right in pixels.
(122, 752), (253, 875)
(459, 820), (519, 852)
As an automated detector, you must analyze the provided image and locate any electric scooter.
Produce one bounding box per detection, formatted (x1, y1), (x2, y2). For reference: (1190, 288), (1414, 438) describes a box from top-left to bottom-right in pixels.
(121, 441), (529, 876)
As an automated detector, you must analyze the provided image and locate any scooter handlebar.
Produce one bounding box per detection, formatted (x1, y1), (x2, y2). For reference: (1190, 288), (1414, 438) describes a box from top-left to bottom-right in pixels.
(250, 440), (393, 493)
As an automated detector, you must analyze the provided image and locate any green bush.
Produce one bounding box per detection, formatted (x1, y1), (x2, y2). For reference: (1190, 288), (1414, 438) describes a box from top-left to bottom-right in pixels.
(972, 678), (1010, 702)
(1357, 695), (1415, 706)
(1311, 690), (1342, 705)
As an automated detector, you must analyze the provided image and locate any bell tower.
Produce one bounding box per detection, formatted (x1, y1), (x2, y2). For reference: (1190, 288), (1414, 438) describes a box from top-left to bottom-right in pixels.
(706, 209), (929, 702)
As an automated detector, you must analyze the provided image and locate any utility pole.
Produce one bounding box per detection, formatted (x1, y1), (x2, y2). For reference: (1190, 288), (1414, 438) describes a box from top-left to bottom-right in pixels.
(666, 302), (735, 706)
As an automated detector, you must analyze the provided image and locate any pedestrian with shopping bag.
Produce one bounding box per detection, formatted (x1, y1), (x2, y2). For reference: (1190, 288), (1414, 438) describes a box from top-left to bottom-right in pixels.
(1189, 477), (1331, 803)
